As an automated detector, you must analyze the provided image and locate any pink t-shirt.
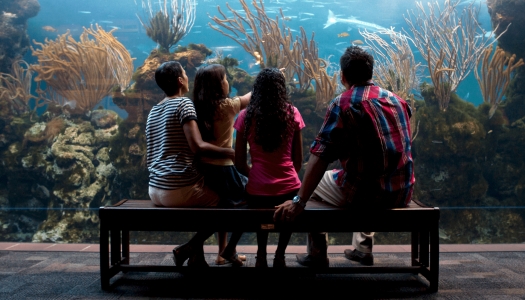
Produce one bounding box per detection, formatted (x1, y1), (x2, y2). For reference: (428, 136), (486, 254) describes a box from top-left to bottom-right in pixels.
(234, 106), (305, 196)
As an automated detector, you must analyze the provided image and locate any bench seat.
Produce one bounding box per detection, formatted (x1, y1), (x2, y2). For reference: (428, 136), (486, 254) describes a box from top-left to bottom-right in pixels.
(99, 199), (440, 292)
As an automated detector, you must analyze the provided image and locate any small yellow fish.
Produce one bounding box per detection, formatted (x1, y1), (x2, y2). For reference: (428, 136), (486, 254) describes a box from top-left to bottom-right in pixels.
(337, 32), (349, 38)
(42, 26), (57, 32)
(352, 39), (364, 45)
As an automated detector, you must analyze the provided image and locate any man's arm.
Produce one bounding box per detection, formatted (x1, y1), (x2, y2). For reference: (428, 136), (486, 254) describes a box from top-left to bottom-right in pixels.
(273, 154), (329, 222)
(183, 120), (234, 160)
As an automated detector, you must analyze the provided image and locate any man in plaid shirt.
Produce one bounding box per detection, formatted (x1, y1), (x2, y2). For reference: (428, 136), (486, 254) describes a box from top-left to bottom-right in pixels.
(274, 46), (415, 267)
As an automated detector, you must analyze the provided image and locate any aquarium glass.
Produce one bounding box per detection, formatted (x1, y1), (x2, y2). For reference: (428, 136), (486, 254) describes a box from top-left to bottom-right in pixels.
(0, 0), (524, 245)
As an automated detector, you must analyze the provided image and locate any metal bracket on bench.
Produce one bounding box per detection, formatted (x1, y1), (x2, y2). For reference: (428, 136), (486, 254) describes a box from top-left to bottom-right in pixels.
(261, 224), (275, 230)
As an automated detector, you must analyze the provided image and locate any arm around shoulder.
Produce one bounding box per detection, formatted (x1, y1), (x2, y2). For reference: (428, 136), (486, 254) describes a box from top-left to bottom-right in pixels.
(183, 120), (234, 160)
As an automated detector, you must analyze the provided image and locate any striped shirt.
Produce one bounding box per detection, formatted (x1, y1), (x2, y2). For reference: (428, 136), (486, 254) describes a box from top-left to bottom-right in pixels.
(146, 97), (200, 189)
(310, 81), (415, 208)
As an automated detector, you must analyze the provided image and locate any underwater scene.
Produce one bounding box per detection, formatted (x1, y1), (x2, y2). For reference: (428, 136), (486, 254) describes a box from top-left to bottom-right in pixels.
(0, 0), (524, 246)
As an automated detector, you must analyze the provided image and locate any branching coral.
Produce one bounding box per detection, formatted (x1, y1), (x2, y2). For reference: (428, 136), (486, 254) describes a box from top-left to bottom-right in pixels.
(0, 60), (47, 115)
(137, 0), (196, 52)
(209, 0), (338, 114)
(404, 0), (508, 112)
(475, 46), (524, 118)
(30, 25), (134, 114)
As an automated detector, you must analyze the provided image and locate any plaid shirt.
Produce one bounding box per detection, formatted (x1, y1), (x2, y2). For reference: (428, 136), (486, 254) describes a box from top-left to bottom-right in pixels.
(310, 81), (415, 208)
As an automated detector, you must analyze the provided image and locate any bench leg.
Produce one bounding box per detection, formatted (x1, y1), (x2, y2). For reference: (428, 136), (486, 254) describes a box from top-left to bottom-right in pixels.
(420, 230), (429, 267)
(411, 231), (419, 266)
(111, 230), (121, 266)
(122, 230), (130, 265)
(429, 225), (440, 292)
(100, 224), (110, 290)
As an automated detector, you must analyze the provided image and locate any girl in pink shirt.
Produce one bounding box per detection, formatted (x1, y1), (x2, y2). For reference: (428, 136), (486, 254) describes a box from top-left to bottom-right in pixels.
(234, 68), (305, 268)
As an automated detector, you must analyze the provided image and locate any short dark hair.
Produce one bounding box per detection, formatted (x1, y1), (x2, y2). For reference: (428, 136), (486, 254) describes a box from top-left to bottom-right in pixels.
(155, 61), (183, 96)
(340, 46), (374, 84)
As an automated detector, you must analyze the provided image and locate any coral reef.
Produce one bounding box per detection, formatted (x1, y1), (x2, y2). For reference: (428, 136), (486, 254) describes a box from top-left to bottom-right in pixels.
(113, 44), (211, 123)
(0, 109), (121, 242)
(0, 0), (39, 73)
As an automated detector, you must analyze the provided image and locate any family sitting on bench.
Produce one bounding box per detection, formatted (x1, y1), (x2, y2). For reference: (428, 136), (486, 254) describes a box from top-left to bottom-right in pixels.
(145, 46), (415, 268)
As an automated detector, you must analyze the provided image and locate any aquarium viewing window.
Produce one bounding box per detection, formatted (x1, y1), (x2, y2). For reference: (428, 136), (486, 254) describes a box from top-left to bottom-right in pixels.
(0, 0), (524, 245)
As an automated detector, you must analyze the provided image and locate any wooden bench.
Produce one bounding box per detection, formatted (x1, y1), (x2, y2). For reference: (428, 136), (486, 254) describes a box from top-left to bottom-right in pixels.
(99, 199), (440, 292)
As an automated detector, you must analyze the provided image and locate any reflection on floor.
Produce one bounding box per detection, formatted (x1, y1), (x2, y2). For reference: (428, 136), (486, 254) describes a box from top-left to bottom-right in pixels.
(1, 250), (525, 299)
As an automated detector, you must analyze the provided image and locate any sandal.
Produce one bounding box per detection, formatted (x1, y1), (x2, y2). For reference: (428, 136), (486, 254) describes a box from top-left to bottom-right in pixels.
(215, 257), (227, 265)
(219, 249), (243, 267)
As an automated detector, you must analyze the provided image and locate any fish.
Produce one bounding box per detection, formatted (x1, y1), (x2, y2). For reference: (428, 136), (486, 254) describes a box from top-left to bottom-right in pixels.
(300, 18), (312, 21)
(488, 104), (498, 119)
(488, 130), (493, 134)
(62, 99), (77, 110)
(337, 32), (349, 38)
(2, 11), (17, 18)
(324, 10), (387, 31)
(312, 4), (325, 7)
(464, 92), (470, 100)
(300, 13), (315, 16)
(42, 26), (58, 32)
(431, 140), (443, 144)
(352, 39), (364, 45)
(283, 17), (292, 21)
(213, 46), (239, 52)
(99, 20), (114, 24)
(78, 11), (91, 14)
(335, 42), (347, 45)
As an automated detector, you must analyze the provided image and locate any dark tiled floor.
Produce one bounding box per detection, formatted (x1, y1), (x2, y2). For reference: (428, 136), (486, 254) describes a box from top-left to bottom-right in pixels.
(1, 250), (525, 299)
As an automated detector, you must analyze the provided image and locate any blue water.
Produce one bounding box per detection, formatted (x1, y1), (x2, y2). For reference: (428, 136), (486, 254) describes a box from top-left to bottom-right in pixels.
(25, 0), (493, 108)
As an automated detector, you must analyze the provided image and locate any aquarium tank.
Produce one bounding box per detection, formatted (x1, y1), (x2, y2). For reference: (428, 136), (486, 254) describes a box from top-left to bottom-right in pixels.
(0, 0), (524, 246)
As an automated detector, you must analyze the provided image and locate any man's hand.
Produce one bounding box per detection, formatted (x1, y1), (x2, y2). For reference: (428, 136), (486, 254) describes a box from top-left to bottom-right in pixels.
(273, 200), (304, 223)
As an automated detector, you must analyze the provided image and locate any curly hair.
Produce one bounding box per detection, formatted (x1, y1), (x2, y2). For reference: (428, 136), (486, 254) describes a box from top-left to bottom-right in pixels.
(192, 64), (227, 141)
(244, 68), (295, 152)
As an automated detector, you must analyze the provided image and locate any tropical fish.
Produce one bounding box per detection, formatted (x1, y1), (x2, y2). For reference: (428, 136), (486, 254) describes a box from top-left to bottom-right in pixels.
(324, 10), (387, 31)
(42, 26), (58, 32)
(337, 32), (349, 38)
(62, 100), (77, 110)
(488, 104), (498, 119)
(2, 11), (17, 18)
(352, 39), (364, 45)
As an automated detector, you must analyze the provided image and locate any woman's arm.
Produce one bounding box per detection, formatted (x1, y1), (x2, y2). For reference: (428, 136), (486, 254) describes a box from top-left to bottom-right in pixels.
(234, 130), (250, 176)
(183, 120), (234, 160)
(238, 91), (251, 110)
(292, 129), (303, 173)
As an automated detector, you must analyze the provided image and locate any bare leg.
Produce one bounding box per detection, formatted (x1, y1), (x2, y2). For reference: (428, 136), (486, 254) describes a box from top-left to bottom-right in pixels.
(216, 232), (228, 264)
(275, 231), (292, 258)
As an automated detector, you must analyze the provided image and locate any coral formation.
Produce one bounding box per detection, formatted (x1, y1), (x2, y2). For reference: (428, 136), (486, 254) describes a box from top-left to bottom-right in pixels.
(113, 44), (211, 123)
(0, 0), (39, 73)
